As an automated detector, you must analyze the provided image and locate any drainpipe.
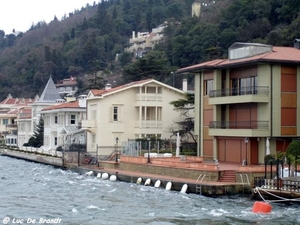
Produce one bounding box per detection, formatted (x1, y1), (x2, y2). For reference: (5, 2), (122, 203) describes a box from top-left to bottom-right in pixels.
(270, 64), (273, 138)
(199, 73), (202, 157)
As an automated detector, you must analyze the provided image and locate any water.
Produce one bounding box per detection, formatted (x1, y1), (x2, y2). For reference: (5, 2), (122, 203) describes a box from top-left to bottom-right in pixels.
(0, 156), (299, 225)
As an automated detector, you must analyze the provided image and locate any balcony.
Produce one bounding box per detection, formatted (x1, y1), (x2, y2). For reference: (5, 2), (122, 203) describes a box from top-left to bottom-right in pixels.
(135, 93), (162, 102)
(209, 120), (269, 137)
(209, 86), (269, 105)
(6, 124), (17, 129)
(135, 121), (162, 128)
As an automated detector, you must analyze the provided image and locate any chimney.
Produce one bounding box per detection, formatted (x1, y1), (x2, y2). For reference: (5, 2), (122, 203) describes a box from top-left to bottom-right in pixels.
(132, 31), (135, 39)
(78, 95), (87, 108)
(293, 39), (300, 49)
(105, 83), (112, 90)
(182, 79), (188, 92)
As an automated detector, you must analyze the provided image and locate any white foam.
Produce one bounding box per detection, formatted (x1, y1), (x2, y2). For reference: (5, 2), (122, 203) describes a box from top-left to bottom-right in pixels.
(72, 208), (78, 213)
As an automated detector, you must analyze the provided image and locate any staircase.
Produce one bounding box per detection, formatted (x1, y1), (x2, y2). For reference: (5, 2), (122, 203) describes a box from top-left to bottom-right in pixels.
(219, 170), (236, 182)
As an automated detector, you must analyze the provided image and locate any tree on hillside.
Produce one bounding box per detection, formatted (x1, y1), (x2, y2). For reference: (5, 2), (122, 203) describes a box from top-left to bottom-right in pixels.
(123, 50), (171, 83)
(23, 116), (44, 148)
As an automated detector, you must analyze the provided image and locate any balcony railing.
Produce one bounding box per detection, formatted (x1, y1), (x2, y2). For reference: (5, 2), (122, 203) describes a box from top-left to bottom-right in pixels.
(209, 86), (269, 98)
(209, 121), (269, 129)
(135, 121), (162, 128)
(6, 124), (17, 128)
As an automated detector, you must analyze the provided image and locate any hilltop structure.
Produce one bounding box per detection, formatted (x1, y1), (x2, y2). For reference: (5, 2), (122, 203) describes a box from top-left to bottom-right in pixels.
(125, 22), (167, 58)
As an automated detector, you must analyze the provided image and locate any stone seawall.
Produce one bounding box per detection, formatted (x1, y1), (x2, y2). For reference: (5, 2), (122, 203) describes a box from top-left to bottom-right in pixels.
(100, 161), (219, 181)
(1, 149), (63, 167)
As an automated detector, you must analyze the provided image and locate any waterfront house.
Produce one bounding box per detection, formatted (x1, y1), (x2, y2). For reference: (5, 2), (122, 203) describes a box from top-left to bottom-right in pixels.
(30, 76), (62, 137)
(41, 96), (87, 152)
(81, 79), (186, 155)
(16, 107), (33, 147)
(0, 94), (35, 146)
(177, 42), (300, 165)
(16, 76), (63, 149)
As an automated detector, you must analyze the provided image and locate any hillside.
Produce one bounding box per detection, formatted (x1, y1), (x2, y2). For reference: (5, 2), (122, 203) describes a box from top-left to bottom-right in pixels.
(0, 0), (299, 100)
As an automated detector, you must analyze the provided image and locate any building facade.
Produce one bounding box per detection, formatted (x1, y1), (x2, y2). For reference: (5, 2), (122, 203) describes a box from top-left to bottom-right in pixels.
(177, 42), (300, 164)
(0, 94), (36, 146)
(41, 97), (86, 152)
(82, 79), (186, 154)
(125, 23), (167, 58)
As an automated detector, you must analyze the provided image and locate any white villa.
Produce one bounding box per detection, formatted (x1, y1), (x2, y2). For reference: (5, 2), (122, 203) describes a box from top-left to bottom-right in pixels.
(41, 96), (86, 152)
(81, 79), (186, 154)
(17, 76), (63, 148)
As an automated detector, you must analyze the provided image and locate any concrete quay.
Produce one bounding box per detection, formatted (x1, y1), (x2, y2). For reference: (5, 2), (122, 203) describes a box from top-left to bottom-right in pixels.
(1, 149), (264, 196)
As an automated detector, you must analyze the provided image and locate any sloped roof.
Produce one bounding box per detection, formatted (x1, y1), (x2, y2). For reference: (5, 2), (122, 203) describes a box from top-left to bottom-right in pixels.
(41, 100), (81, 111)
(18, 108), (32, 119)
(59, 126), (82, 135)
(39, 77), (61, 102)
(0, 94), (35, 106)
(177, 44), (300, 73)
(89, 78), (184, 98)
(55, 77), (77, 87)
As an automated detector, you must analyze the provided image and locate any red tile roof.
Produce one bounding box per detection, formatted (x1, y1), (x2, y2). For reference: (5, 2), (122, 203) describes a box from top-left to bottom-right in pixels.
(0, 97), (34, 105)
(18, 108), (32, 119)
(41, 101), (80, 111)
(177, 46), (300, 73)
(91, 78), (154, 97)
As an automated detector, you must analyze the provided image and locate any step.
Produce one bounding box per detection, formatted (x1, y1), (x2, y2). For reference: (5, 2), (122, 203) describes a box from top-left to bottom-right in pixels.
(219, 170), (236, 182)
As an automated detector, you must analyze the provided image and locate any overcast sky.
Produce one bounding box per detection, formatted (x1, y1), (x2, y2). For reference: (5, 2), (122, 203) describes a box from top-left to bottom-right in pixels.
(0, 0), (97, 34)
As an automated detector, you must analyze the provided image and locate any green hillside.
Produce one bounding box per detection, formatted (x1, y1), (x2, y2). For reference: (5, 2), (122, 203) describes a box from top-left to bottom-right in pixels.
(0, 0), (299, 100)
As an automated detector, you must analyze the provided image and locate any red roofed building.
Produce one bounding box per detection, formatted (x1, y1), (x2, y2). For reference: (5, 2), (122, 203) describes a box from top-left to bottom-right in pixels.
(0, 94), (36, 146)
(82, 79), (186, 155)
(177, 41), (300, 165)
(41, 96), (86, 152)
(55, 77), (78, 97)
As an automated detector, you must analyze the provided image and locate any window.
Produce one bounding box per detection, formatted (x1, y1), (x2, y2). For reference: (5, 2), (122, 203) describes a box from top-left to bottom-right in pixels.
(147, 87), (156, 93)
(2, 119), (8, 125)
(111, 105), (122, 122)
(54, 116), (58, 124)
(231, 76), (257, 95)
(204, 80), (213, 96)
(113, 106), (118, 121)
(54, 137), (57, 145)
(141, 107), (162, 120)
(70, 115), (76, 124)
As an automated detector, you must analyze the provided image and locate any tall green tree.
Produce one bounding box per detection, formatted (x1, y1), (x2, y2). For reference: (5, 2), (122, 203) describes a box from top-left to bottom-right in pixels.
(169, 92), (196, 148)
(24, 116), (44, 148)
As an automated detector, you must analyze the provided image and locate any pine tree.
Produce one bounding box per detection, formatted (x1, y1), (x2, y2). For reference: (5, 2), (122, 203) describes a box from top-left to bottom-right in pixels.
(24, 116), (44, 148)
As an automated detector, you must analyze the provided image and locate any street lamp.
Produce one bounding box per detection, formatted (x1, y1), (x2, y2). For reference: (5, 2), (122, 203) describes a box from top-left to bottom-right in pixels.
(244, 137), (249, 166)
(147, 135), (151, 163)
(115, 137), (119, 163)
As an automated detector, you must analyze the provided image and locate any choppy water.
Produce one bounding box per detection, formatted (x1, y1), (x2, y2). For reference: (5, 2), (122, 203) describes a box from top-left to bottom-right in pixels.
(0, 156), (299, 225)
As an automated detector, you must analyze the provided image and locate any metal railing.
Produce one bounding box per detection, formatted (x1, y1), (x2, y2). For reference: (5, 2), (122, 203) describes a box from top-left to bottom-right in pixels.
(209, 86), (269, 98)
(209, 121), (269, 129)
(254, 177), (300, 192)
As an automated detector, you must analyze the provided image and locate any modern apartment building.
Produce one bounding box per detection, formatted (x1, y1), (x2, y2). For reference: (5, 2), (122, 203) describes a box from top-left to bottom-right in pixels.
(177, 42), (300, 164)
(125, 23), (167, 58)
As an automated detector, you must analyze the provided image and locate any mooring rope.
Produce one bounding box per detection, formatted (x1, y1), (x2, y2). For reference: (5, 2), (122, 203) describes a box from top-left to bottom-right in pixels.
(254, 187), (300, 203)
